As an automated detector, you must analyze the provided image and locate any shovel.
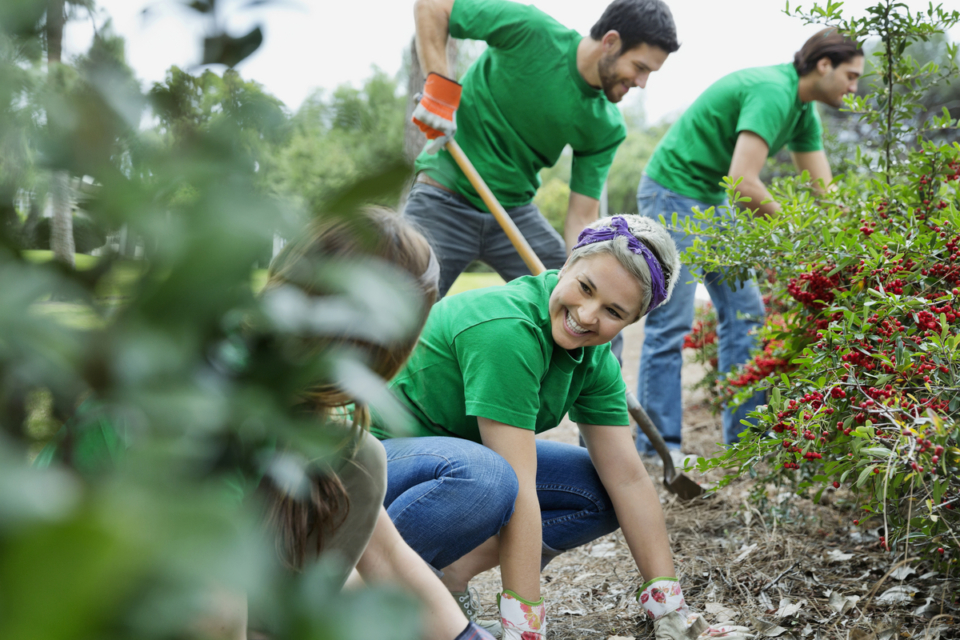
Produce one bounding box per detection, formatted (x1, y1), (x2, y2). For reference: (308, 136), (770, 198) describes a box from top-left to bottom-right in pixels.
(445, 140), (704, 500)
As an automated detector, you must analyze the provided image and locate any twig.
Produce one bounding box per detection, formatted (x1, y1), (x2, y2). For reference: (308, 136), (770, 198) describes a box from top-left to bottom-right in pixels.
(761, 560), (800, 592)
(902, 482), (914, 562)
(857, 556), (920, 622)
(941, 561), (951, 617)
(715, 566), (733, 588)
(924, 613), (955, 640)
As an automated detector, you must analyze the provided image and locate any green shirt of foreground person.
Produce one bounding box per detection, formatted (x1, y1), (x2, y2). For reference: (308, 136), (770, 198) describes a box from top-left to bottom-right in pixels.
(406, 0), (679, 297)
(369, 270), (630, 443)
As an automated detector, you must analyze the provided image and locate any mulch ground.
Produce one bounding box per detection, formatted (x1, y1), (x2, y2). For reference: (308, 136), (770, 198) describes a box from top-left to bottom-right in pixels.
(468, 318), (959, 640)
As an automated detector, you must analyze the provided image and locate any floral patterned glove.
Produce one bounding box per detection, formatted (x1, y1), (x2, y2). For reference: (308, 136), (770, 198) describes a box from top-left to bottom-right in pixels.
(637, 578), (754, 640)
(498, 590), (546, 640)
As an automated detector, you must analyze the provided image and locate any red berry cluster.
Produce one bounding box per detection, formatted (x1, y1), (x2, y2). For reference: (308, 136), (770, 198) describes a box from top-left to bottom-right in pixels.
(787, 264), (842, 310)
(683, 318), (717, 350)
(728, 341), (791, 389)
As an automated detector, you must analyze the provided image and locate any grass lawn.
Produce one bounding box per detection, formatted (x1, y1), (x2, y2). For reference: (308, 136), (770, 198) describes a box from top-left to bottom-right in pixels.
(447, 272), (505, 296)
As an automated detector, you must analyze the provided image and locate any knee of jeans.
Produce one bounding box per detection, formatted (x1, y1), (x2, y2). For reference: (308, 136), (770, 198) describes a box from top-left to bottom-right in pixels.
(448, 443), (519, 526)
(487, 454), (519, 528)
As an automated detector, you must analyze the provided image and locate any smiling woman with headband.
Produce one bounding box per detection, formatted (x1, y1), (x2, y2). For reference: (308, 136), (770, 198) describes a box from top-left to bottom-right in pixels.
(370, 215), (751, 639)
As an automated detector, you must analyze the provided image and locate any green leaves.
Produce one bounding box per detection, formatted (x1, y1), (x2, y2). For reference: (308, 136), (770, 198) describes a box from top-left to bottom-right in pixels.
(202, 26), (264, 68)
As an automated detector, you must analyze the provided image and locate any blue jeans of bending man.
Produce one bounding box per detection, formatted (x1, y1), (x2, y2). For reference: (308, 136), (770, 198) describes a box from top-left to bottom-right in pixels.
(635, 175), (766, 454)
(403, 182), (568, 298)
(381, 437), (619, 572)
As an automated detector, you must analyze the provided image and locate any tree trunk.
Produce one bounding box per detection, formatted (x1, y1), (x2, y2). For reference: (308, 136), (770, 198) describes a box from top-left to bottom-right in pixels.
(47, 0), (64, 64)
(47, 0), (74, 267)
(50, 171), (75, 264)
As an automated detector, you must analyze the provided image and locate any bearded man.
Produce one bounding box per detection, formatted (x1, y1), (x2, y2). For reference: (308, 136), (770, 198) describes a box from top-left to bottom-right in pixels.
(407, 0), (679, 297)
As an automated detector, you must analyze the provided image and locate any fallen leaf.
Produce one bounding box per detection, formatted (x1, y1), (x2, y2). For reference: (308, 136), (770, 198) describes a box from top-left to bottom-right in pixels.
(754, 617), (791, 637)
(913, 596), (937, 617)
(590, 542), (617, 558)
(800, 623), (814, 637)
(828, 592), (860, 615)
(889, 565), (916, 580)
(705, 602), (738, 622)
(606, 637), (635, 640)
(758, 591), (774, 611)
(924, 624), (949, 640)
(875, 586), (915, 605)
(776, 598), (806, 618)
(826, 549), (854, 563)
(877, 621), (901, 640)
(735, 543), (759, 563)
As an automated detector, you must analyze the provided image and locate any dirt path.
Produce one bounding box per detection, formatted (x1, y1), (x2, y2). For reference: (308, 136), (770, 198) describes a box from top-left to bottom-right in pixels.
(467, 320), (958, 640)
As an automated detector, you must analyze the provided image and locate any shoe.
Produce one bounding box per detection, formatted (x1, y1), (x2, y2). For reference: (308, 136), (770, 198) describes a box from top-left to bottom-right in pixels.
(451, 587), (503, 637)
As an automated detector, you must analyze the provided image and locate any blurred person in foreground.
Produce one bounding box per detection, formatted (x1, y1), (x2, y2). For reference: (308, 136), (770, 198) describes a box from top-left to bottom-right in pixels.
(634, 29), (863, 460)
(407, 0), (678, 299)
(37, 208), (494, 640)
(372, 215), (752, 640)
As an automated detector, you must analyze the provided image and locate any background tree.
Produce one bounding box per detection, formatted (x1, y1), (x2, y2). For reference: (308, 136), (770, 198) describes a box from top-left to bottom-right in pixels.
(45, 0), (94, 267)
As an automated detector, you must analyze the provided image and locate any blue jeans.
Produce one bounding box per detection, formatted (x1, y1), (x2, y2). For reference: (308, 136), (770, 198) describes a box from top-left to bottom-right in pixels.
(403, 183), (568, 297)
(381, 437), (619, 571)
(635, 175), (766, 452)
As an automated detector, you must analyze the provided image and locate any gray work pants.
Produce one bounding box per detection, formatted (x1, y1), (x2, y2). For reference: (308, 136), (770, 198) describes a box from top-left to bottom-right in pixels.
(403, 183), (568, 297)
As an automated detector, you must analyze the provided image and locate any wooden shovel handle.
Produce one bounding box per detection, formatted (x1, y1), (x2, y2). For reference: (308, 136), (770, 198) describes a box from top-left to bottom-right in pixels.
(445, 139), (546, 276)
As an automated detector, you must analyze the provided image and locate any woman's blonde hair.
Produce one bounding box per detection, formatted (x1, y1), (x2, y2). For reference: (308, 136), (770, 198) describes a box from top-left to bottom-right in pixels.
(568, 214), (680, 320)
(260, 206), (438, 569)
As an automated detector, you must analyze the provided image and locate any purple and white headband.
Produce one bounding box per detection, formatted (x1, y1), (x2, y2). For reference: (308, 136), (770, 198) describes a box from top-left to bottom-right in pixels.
(572, 216), (668, 313)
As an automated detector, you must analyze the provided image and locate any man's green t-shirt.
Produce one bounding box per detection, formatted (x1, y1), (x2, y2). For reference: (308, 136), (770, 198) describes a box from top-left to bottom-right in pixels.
(415, 0), (627, 211)
(645, 63), (823, 205)
(370, 271), (629, 443)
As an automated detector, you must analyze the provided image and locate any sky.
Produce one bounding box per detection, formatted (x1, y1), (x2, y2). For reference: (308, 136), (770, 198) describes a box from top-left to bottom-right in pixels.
(63, 0), (959, 125)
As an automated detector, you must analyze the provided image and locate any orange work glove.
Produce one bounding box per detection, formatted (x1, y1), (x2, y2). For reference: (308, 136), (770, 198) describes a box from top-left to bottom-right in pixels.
(411, 72), (462, 154)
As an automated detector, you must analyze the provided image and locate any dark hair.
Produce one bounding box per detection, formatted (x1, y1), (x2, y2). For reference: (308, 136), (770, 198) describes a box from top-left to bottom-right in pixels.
(589, 0), (680, 55)
(794, 28), (863, 76)
(260, 207), (438, 570)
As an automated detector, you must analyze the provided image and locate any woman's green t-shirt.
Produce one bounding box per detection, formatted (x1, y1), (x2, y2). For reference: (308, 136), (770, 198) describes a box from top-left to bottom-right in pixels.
(371, 271), (630, 443)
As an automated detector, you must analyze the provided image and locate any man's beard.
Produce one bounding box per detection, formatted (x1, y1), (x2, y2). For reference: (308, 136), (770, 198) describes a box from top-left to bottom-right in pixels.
(597, 53), (623, 103)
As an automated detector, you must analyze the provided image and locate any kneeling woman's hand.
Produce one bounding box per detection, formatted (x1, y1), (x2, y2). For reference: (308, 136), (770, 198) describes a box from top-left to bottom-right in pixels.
(637, 579), (754, 640)
(499, 590), (545, 640)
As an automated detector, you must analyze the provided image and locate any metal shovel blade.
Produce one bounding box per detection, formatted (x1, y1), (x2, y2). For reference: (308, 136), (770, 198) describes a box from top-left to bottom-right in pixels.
(626, 391), (704, 500)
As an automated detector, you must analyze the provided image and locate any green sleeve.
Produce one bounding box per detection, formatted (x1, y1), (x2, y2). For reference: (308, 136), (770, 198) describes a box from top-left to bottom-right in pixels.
(570, 131), (626, 200)
(735, 86), (793, 150)
(568, 349), (630, 426)
(453, 319), (547, 429)
(449, 0), (540, 50)
(787, 105), (824, 152)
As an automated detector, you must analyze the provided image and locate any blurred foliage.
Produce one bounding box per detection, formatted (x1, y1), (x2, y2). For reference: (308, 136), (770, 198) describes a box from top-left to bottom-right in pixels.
(0, 1), (426, 638)
(271, 68), (407, 213)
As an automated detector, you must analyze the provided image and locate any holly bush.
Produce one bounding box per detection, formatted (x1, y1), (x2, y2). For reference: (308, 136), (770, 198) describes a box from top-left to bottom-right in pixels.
(682, 0), (960, 568)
